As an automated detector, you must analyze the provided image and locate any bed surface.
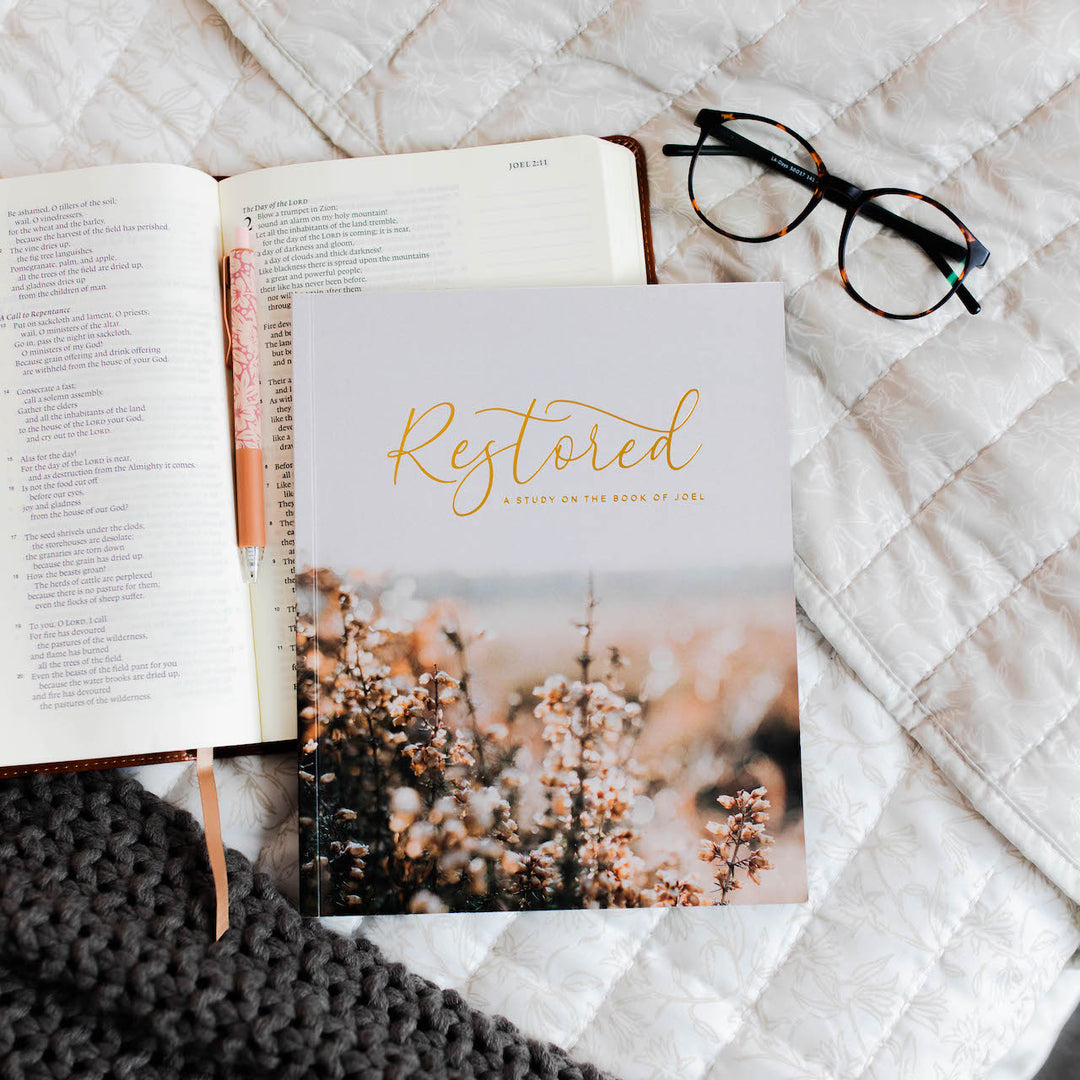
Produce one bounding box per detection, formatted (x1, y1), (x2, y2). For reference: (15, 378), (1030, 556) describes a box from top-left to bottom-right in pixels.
(2, 0), (1078, 1077)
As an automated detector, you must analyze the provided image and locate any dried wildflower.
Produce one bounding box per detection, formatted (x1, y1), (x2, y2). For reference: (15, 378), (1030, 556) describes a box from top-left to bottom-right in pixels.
(699, 787), (774, 904)
(517, 841), (562, 905)
(296, 569), (535, 915)
(296, 569), (784, 916)
(651, 869), (706, 907)
(407, 890), (448, 915)
(520, 585), (656, 909)
(388, 787), (422, 832)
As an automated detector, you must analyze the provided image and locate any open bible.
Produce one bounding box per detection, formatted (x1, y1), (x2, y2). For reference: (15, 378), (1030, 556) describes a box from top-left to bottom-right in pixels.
(0, 135), (653, 774)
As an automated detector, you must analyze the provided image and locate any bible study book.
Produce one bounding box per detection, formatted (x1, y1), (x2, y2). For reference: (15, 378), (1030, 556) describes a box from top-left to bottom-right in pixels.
(293, 283), (806, 917)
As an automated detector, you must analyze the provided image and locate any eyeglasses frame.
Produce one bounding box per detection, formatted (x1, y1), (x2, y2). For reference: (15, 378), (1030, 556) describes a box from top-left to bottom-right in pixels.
(663, 109), (991, 319)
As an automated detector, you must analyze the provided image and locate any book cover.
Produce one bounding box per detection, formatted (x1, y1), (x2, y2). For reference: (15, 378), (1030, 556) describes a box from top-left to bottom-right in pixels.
(293, 283), (805, 916)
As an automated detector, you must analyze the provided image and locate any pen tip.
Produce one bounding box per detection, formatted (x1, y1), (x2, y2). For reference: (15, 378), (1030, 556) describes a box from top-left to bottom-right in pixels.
(241, 547), (261, 584)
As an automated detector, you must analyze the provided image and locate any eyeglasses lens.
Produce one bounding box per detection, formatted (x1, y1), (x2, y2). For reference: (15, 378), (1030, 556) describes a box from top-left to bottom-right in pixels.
(689, 119), (818, 240)
(843, 193), (969, 317)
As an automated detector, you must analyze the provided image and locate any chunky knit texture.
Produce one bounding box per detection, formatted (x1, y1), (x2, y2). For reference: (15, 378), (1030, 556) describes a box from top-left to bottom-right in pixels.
(0, 770), (614, 1080)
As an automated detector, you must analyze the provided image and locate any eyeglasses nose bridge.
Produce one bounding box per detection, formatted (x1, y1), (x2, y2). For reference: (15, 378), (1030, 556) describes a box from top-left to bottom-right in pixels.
(822, 175), (863, 207)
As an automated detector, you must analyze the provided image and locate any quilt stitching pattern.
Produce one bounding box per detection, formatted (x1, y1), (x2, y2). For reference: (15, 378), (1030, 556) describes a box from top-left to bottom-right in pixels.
(184, 21), (263, 156)
(850, 862), (1001, 1079)
(562, 915), (667, 1055)
(329, 0), (446, 115)
(920, 721), (1080, 879)
(908, 524), (1080, 696)
(916, 707), (1080, 885)
(455, 912), (522, 991)
(112, 62), (247, 162)
(189, 69), (255, 164)
(554, 623), (832, 1075)
(566, 898), (799, 1071)
(834, 344), (1080, 601)
(720, 813), (1059, 1080)
(794, 635), (833, 710)
(730, 885), (1032, 1080)
(995, 695), (1080, 785)
(736, 1006), (838, 1080)
(6, 0), (258, 174)
(449, 0), (622, 150)
(47, 2), (156, 152)
(819, 199), (1080, 583)
(966, 978), (1055, 1080)
(326, 0), (449, 141)
(233, 2), (381, 155)
(798, 555), (1080, 880)
(456, 0), (808, 155)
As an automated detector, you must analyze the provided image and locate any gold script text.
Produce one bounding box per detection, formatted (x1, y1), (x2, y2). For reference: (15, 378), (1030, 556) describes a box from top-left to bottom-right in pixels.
(387, 391), (702, 516)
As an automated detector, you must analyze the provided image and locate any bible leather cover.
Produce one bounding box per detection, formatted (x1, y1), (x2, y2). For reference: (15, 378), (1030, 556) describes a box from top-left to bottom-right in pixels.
(603, 135), (658, 283)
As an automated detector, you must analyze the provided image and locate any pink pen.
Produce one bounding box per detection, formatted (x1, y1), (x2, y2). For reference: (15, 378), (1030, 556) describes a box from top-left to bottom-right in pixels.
(228, 225), (265, 583)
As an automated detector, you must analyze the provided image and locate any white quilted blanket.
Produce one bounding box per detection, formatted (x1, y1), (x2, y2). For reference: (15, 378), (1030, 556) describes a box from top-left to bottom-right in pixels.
(3, 0), (1078, 1077)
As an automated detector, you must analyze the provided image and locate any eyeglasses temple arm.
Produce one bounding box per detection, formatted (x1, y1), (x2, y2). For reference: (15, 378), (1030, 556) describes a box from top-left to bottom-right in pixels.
(923, 248), (981, 314)
(848, 195), (966, 263)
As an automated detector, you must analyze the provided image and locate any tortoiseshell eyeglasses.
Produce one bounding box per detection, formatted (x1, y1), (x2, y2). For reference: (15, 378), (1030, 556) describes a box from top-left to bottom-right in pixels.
(663, 110), (990, 320)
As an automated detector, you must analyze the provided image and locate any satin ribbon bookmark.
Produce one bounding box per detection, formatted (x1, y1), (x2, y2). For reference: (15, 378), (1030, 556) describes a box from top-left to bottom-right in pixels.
(195, 747), (230, 940)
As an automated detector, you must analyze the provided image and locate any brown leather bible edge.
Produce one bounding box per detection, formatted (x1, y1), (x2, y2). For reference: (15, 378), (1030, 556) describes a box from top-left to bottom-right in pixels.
(602, 134), (658, 284)
(0, 740), (296, 779)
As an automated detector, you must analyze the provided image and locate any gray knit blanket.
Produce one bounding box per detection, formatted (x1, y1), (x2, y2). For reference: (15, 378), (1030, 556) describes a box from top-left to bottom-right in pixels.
(0, 770), (613, 1080)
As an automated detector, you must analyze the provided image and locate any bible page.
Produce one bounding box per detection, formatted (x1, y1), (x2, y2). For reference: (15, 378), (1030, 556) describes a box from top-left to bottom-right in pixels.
(218, 135), (647, 741)
(0, 164), (260, 768)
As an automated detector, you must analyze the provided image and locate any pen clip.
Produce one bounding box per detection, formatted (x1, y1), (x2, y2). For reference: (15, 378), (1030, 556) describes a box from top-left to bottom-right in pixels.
(222, 251), (233, 368)
(223, 242), (256, 369)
